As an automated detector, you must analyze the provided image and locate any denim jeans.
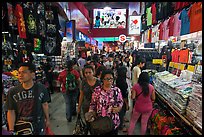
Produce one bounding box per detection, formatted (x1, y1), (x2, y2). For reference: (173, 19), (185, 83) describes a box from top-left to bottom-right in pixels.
(62, 91), (78, 120)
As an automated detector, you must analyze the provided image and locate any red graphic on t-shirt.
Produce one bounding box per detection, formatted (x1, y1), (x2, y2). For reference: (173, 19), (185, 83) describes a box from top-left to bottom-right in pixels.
(132, 19), (138, 25)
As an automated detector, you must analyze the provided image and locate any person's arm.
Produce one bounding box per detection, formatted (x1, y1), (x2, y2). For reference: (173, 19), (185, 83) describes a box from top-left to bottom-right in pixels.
(7, 110), (16, 131)
(151, 90), (156, 102)
(131, 88), (136, 100)
(77, 90), (84, 113)
(42, 102), (50, 128)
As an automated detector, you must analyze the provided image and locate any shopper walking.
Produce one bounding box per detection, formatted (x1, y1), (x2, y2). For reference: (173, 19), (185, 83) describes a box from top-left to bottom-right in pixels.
(128, 72), (155, 135)
(116, 66), (129, 132)
(6, 62), (50, 135)
(58, 60), (81, 122)
(88, 69), (123, 135)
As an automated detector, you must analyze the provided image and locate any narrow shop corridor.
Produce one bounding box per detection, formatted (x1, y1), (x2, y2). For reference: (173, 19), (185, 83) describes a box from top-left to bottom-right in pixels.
(49, 91), (140, 135)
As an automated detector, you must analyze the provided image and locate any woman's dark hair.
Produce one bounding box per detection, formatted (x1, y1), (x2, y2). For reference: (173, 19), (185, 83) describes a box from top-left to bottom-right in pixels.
(67, 60), (74, 71)
(19, 62), (36, 72)
(82, 65), (94, 76)
(138, 72), (150, 97)
(125, 57), (130, 67)
(117, 66), (127, 79)
(112, 60), (119, 70)
(95, 65), (106, 77)
(100, 69), (114, 81)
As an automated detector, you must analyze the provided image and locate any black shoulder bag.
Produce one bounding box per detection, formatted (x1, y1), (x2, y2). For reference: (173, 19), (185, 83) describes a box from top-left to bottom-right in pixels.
(14, 83), (39, 135)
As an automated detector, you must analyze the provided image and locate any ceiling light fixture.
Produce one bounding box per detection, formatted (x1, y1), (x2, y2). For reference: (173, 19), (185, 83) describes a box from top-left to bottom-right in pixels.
(104, 6), (111, 10)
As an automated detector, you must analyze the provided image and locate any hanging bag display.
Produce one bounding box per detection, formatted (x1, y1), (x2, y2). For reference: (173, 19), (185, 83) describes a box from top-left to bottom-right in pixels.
(73, 114), (88, 135)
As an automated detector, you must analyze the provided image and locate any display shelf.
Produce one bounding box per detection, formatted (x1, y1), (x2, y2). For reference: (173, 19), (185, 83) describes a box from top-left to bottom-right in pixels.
(155, 91), (202, 135)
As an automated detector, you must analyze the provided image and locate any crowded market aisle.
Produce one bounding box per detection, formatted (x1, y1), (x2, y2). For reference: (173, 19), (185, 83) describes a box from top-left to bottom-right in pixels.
(49, 91), (141, 135)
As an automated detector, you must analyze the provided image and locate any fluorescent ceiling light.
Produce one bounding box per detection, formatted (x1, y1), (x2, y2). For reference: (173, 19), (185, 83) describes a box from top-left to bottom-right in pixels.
(104, 6), (111, 10)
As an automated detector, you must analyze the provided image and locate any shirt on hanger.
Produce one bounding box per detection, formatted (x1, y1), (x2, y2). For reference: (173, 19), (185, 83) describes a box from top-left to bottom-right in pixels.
(171, 49), (180, 62)
(167, 15), (175, 37)
(162, 18), (169, 41)
(146, 6), (152, 26)
(158, 21), (164, 40)
(151, 24), (159, 43)
(179, 49), (189, 63)
(173, 12), (181, 37)
(179, 8), (190, 35)
(188, 2), (202, 33)
(151, 3), (157, 25)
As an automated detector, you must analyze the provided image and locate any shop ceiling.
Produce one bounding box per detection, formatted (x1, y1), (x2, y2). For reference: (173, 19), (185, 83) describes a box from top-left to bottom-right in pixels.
(82, 2), (130, 11)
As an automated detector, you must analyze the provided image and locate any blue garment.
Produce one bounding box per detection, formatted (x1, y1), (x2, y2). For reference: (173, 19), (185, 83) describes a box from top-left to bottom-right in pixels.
(95, 19), (100, 28)
(62, 91), (78, 120)
(179, 8), (190, 35)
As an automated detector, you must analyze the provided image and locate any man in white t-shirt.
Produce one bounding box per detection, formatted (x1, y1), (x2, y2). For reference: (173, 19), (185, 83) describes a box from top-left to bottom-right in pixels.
(132, 58), (146, 86)
(104, 54), (114, 69)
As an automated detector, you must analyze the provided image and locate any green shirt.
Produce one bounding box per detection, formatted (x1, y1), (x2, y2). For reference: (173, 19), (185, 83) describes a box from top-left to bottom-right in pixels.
(146, 7), (152, 26)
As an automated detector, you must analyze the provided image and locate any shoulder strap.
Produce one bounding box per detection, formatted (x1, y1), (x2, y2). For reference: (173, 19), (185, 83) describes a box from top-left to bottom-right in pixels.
(135, 91), (143, 99)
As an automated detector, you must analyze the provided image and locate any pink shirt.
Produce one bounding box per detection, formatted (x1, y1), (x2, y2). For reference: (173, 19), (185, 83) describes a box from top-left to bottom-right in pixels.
(162, 19), (169, 41)
(173, 12), (181, 37)
(132, 84), (154, 113)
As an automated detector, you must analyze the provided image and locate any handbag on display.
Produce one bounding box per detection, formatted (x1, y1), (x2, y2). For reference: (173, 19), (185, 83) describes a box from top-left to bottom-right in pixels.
(73, 114), (88, 135)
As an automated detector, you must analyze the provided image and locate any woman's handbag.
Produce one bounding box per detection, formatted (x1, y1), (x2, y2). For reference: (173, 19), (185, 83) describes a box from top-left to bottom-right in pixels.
(73, 114), (88, 135)
(89, 116), (114, 135)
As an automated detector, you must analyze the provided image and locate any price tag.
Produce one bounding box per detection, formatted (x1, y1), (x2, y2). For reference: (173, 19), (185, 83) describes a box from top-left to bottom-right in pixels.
(187, 65), (195, 72)
(179, 64), (185, 70)
(174, 63), (179, 69)
(152, 59), (163, 65)
(169, 62), (174, 67)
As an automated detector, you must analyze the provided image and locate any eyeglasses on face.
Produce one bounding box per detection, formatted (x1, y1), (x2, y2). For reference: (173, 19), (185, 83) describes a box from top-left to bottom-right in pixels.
(103, 77), (114, 81)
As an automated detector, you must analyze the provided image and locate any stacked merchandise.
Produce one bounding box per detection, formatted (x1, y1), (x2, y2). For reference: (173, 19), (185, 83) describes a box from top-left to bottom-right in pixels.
(153, 71), (192, 114)
(186, 83), (202, 130)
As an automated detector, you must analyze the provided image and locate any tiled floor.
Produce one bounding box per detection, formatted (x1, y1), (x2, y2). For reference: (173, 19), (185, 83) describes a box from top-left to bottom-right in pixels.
(49, 91), (141, 135)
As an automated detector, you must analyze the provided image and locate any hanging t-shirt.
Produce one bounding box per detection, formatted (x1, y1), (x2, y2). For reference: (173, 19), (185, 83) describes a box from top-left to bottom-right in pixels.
(144, 30), (149, 43)
(7, 3), (17, 27)
(179, 8), (190, 35)
(36, 2), (46, 38)
(179, 49), (189, 63)
(147, 29), (152, 43)
(167, 15), (175, 37)
(146, 6), (152, 26)
(188, 2), (202, 33)
(171, 49), (180, 62)
(23, 2), (38, 39)
(151, 24), (159, 43)
(15, 4), (27, 39)
(156, 2), (163, 21)
(173, 12), (181, 37)
(151, 3), (157, 25)
(141, 14), (148, 32)
(158, 21), (164, 40)
(174, 2), (193, 11)
(162, 18), (169, 41)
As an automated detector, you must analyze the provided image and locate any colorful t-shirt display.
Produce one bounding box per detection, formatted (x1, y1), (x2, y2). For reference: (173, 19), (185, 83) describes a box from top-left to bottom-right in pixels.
(146, 6), (152, 26)
(15, 4), (27, 39)
(188, 2), (202, 33)
(179, 8), (190, 35)
(171, 49), (180, 63)
(179, 49), (189, 63)
(173, 12), (181, 37)
(151, 3), (157, 25)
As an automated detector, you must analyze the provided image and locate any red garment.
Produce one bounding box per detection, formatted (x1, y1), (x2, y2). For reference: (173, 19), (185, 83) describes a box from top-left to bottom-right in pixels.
(151, 3), (157, 25)
(57, 69), (80, 93)
(171, 49), (180, 62)
(167, 15), (175, 37)
(132, 84), (154, 113)
(188, 2), (202, 33)
(174, 2), (193, 11)
(179, 49), (189, 63)
(15, 4), (26, 39)
(158, 22), (164, 40)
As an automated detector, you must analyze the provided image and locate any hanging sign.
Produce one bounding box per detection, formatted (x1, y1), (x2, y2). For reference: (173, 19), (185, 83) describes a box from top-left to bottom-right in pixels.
(128, 16), (141, 35)
(119, 34), (126, 43)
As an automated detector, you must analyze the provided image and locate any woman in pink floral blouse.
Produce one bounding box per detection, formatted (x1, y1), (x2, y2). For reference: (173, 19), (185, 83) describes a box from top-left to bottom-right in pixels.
(88, 69), (124, 135)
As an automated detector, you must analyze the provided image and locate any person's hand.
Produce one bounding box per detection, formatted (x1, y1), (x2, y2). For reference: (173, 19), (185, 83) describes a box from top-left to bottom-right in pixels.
(77, 107), (81, 114)
(45, 119), (51, 128)
(112, 107), (121, 113)
(126, 105), (129, 111)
